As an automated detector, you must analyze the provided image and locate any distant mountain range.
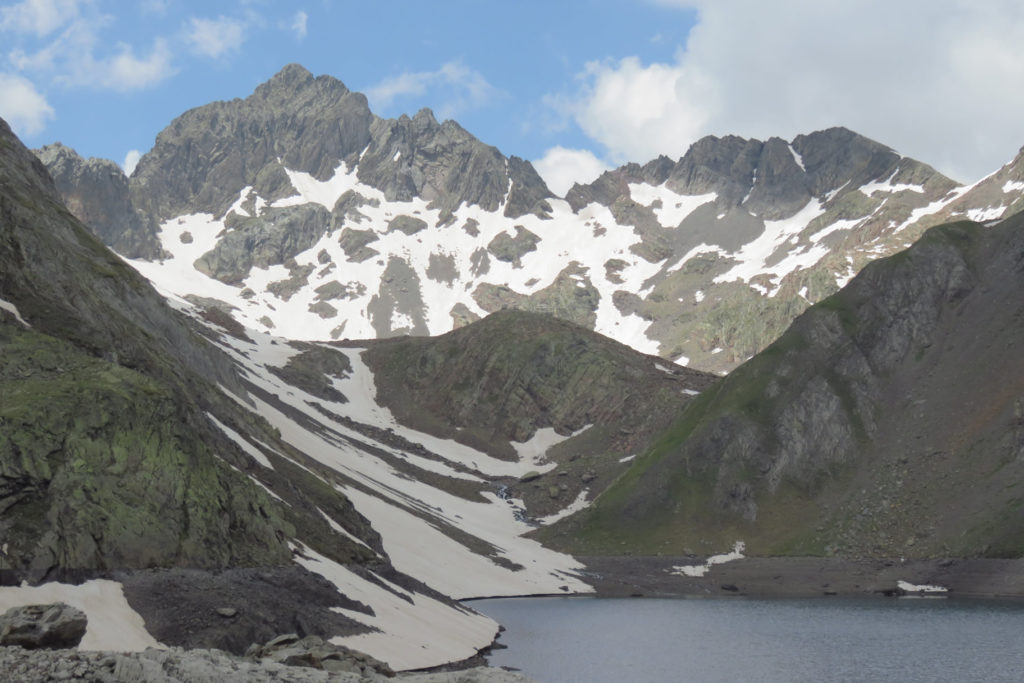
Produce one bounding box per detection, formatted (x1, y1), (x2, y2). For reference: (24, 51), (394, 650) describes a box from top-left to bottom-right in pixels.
(37, 64), (1024, 374)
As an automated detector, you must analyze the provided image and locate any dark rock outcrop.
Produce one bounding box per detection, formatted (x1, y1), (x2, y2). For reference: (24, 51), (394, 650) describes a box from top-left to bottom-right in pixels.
(247, 633), (393, 677)
(195, 204), (332, 284)
(0, 603), (87, 650)
(130, 63), (373, 222)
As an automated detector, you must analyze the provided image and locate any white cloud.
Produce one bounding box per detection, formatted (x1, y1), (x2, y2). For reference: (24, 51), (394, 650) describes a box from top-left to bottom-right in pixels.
(186, 16), (245, 59)
(140, 0), (170, 15)
(7, 12), (175, 92)
(101, 39), (174, 91)
(562, 0), (1024, 182)
(533, 146), (610, 197)
(122, 149), (141, 176)
(291, 10), (307, 40)
(0, 72), (54, 136)
(573, 55), (718, 165)
(366, 60), (500, 119)
(0, 0), (79, 37)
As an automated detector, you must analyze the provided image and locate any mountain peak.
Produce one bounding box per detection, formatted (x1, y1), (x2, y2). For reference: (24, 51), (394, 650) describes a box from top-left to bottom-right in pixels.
(413, 107), (438, 124)
(254, 62), (350, 101)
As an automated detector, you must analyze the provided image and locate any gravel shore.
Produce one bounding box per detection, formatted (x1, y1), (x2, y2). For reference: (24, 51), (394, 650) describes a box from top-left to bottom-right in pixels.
(578, 556), (1024, 599)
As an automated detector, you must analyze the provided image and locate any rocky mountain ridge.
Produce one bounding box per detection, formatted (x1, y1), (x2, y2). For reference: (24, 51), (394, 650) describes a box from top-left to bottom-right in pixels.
(39, 64), (1024, 375)
(543, 213), (1024, 560)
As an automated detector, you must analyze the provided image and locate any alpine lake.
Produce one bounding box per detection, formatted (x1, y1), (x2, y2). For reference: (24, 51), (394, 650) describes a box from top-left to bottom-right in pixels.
(470, 595), (1024, 682)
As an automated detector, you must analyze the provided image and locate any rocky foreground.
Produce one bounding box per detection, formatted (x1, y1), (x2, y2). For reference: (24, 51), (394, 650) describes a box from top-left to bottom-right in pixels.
(0, 647), (534, 683)
(0, 603), (533, 683)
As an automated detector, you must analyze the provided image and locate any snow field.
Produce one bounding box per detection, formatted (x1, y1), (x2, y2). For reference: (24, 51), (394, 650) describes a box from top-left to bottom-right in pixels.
(206, 328), (593, 666)
(291, 543), (498, 671)
(670, 541), (746, 578)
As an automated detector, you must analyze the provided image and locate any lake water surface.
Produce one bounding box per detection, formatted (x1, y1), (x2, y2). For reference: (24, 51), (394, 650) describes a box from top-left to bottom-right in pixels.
(471, 596), (1024, 682)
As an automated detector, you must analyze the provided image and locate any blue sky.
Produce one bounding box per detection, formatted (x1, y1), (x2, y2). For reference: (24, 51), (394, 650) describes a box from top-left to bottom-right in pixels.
(2, 1), (1024, 194)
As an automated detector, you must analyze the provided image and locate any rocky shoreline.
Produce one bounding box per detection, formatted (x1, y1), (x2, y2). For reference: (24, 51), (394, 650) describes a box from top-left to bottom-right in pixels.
(578, 556), (1024, 599)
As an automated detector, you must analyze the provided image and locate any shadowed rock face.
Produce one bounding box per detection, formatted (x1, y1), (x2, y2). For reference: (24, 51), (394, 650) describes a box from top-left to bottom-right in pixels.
(547, 214), (1024, 560)
(1, 117), (379, 581)
(33, 144), (162, 259)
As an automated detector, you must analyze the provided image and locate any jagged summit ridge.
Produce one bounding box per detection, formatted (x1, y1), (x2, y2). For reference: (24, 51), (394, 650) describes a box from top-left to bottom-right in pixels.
(36, 64), (1024, 374)
(129, 64), (552, 228)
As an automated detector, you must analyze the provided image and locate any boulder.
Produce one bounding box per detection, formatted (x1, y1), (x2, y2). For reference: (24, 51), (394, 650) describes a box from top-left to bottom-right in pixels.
(0, 603), (88, 649)
(249, 633), (394, 677)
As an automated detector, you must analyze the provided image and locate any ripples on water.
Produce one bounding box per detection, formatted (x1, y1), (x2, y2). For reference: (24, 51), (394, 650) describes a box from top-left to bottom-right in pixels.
(471, 596), (1024, 682)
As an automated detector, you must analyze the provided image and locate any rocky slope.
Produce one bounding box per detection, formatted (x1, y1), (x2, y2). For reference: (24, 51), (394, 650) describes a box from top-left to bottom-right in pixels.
(365, 310), (715, 517)
(39, 64), (1024, 375)
(542, 213), (1024, 561)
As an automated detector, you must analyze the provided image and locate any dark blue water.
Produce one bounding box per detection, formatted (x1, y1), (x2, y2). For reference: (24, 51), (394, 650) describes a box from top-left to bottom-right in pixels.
(471, 596), (1024, 682)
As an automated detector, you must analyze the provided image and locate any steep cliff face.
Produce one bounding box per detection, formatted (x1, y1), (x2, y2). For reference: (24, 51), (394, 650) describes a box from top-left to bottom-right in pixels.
(0, 117), (376, 580)
(547, 214), (1024, 560)
(129, 63), (374, 225)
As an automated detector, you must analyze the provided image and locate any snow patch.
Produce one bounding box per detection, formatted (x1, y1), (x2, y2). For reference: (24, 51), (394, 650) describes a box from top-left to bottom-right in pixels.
(788, 144), (806, 172)
(627, 184), (716, 228)
(712, 200), (830, 297)
(292, 543), (497, 671)
(0, 296), (30, 327)
(537, 489), (590, 525)
(670, 541), (746, 577)
(618, 454), (636, 463)
(896, 580), (948, 594)
(0, 580), (162, 652)
(967, 206), (1006, 222)
(1002, 180), (1024, 194)
(206, 413), (274, 469)
(859, 169), (925, 196)
(511, 425), (590, 471)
